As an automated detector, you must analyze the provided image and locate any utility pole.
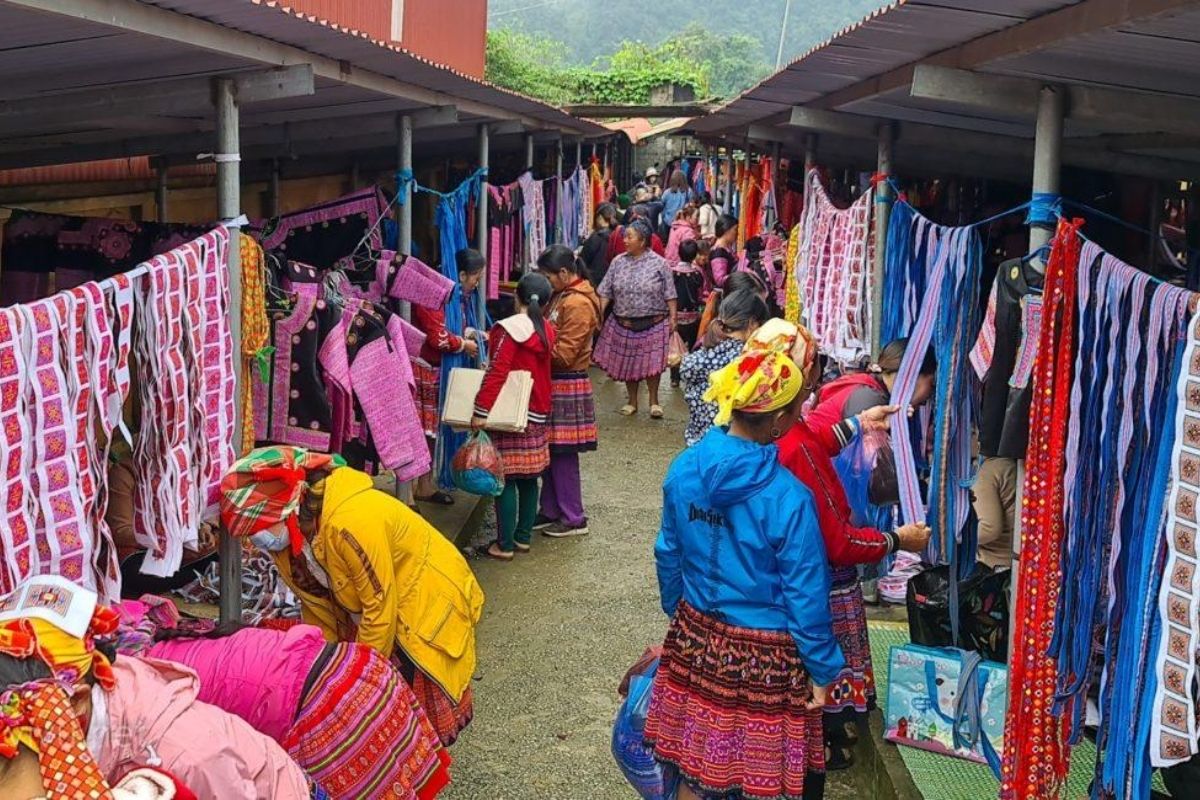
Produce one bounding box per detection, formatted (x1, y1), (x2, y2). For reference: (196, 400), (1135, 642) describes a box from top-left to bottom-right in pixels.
(775, 0), (793, 70)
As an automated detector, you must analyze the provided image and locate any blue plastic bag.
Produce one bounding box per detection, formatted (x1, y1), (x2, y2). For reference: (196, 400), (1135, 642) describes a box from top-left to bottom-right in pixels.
(451, 431), (505, 497)
(612, 656), (678, 800)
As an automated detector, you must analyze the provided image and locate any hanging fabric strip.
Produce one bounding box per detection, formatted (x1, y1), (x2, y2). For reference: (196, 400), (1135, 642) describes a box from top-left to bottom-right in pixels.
(1152, 306), (1200, 769)
(794, 170), (874, 364)
(1000, 217), (1085, 800)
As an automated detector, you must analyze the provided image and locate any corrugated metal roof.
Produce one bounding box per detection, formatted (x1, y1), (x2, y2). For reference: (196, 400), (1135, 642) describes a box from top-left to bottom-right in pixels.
(690, 0), (1200, 180)
(0, 0), (603, 171)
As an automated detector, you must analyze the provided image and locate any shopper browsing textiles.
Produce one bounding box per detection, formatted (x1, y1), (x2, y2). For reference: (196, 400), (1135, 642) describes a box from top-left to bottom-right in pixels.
(696, 191), (720, 241)
(647, 347), (844, 800)
(149, 623), (450, 800)
(0, 577), (314, 799)
(668, 238), (710, 388)
(581, 203), (621, 289)
(534, 246), (601, 539)
(222, 446), (484, 747)
(680, 287), (768, 447)
(696, 269), (770, 348)
(470, 273), (557, 560)
(660, 170), (693, 230)
(708, 212), (740, 288)
(806, 338), (937, 507)
(594, 219), (678, 419)
(756, 319), (931, 771)
(410, 248), (485, 505)
(664, 203), (699, 264)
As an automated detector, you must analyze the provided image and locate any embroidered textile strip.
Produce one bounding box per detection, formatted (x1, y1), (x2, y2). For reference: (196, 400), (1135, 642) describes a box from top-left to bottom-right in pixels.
(1099, 269), (1190, 798)
(240, 235), (270, 456)
(1152, 308), (1200, 769)
(887, 218), (981, 564)
(1000, 218), (1084, 800)
(793, 170), (874, 364)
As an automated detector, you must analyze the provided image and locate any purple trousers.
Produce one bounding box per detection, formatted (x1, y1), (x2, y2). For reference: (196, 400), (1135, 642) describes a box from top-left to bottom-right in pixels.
(539, 451), (586, 527)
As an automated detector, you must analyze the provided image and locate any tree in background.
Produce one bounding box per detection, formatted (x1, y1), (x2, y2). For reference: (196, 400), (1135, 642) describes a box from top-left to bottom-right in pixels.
(486, 25), (770, 105)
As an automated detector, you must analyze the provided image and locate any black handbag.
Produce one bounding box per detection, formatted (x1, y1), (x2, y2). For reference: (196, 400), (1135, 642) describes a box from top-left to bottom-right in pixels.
(906, 564), (1011, 662)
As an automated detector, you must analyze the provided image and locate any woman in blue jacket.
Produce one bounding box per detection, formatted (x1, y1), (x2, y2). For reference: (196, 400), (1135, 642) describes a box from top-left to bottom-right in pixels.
(645, 343), (843, 800)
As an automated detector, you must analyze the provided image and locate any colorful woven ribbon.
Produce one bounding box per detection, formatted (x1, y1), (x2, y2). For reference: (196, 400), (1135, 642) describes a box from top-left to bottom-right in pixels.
(1000, 217), (1084, 800)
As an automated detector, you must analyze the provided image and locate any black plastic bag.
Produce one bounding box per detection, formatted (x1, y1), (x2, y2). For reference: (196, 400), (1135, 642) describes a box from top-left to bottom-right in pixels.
(906, 564), (1011, 662)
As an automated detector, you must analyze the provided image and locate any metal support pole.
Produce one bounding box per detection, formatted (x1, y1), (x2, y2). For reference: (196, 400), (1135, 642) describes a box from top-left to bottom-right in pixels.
(804, 133), (818, 173)
(268, 158), (281, 218)
(872, 122), (895, 357)
(397, 114), (414, 256)
(215, 77), (243, 627)
(525, 134), (535, 174)
(477, 124), (490, 326)
(154, 159), (169, 221)
(1009, 83), (1065, 660)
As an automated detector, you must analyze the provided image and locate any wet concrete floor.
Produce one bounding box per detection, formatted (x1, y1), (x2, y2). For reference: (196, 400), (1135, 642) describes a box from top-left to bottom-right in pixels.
(443, 372), (862, 800)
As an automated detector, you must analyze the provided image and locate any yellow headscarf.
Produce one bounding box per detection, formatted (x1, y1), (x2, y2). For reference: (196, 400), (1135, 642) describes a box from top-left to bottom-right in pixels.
(704, 349), (804, 426)
(744, 318), (818, 375)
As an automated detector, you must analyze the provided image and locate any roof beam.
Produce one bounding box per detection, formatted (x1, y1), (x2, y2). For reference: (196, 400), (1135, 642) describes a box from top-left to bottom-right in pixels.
(788, 107), (880, 138)
(910, 65), (1200, 136)
(783, 106), (1200, 182)
(2, 0), (578, 133)
(0, 66), (314, 136)
(814, 0), (1197, 110)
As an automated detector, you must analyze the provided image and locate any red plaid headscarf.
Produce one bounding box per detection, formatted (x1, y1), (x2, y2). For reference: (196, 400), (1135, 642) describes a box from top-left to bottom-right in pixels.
(220, 446), (344, 555)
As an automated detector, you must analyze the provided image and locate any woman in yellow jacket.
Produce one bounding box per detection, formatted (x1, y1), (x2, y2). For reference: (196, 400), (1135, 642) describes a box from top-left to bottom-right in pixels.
(220, 446), (485, 746)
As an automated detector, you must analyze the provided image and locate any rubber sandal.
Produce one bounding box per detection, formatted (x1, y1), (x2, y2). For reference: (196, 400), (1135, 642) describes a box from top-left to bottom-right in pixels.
(416, 491), (455, 506)
(619, 404), (637, 416)
(824, 745), (855, 771)
(478, 544), (514, 561)
(515, 542), (531, 553)
(650, 404), (664, 419)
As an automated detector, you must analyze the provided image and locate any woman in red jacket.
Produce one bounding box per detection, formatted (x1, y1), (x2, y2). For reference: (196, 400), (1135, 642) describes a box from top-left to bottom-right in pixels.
(472, 273), (557, 561)
(752, 320), (930, 770)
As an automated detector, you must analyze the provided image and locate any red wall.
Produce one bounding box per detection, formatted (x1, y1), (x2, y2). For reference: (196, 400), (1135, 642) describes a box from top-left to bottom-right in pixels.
(283, 0), (487, 79)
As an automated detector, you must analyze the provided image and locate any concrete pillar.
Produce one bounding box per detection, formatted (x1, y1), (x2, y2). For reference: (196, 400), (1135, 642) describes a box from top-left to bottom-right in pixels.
(478, 124), (490, 325)
(724, 151), (735, 214)
(872, 122), (895, 357)
(804, 133), (818, 173)
(215, 76), (243, 627)
(575, 139), (582, 172)
(397, 114), (414, 256)
(525, 133), (535, 173)
(1029, 85), (1065, 253)
(154, 160), (168, 222)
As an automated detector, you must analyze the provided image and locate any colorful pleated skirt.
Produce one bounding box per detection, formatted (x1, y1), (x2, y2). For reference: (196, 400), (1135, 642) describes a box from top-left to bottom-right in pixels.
(548, 372), (598, 453)
(413, 361), (441, 439)
(493, 421), (550, 478)
(824, 566), (875, 716)
(644, 601), (825, 800)
(593, 317), (670, 382)
(283, 643), (451, 800)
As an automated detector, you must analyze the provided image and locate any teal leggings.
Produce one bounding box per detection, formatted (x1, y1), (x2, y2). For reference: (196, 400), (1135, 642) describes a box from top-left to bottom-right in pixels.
(495, 477), (540, 552)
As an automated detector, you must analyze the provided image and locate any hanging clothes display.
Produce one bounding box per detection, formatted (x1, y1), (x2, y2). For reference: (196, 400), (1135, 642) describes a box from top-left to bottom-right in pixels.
(0, 227), (235, 596)
(793, 170), (874, 365)
(887, 211), (982, 564)
(518, 171), (547, 270)
(1001, 218), (1084, 800)
(1, 209), (209, 304)
(256, 187), (386, 271)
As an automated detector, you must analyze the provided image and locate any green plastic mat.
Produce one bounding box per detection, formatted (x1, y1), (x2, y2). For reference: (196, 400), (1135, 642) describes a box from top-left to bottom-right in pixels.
(868, 621), (1168, 799)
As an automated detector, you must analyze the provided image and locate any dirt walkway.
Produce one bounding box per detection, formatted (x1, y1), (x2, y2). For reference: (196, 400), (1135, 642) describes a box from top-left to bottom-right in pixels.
(443, 373), (860, 799)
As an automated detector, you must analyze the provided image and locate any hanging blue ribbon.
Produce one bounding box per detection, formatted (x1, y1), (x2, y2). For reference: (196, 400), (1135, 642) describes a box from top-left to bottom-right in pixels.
(428, 168), (490, 489)
(1026, 192), (1062, 227)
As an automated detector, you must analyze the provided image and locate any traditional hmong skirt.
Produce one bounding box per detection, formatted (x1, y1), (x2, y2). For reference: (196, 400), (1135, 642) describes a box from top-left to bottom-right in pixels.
(413, 361), (442, 439)
(548, 373), (598, 453)
(824, 566), (875, 716)
(493, 421), (550, 478)
(412, 674), (474, 748)
(593, 317), (670, 382)
(284, 643), (451, 800)
(644, 601), (825, 800)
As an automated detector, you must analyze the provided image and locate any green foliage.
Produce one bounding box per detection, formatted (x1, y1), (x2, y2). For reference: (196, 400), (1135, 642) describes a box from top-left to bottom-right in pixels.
(484, 29), (577, 105)
(489, 0), (888, 97)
